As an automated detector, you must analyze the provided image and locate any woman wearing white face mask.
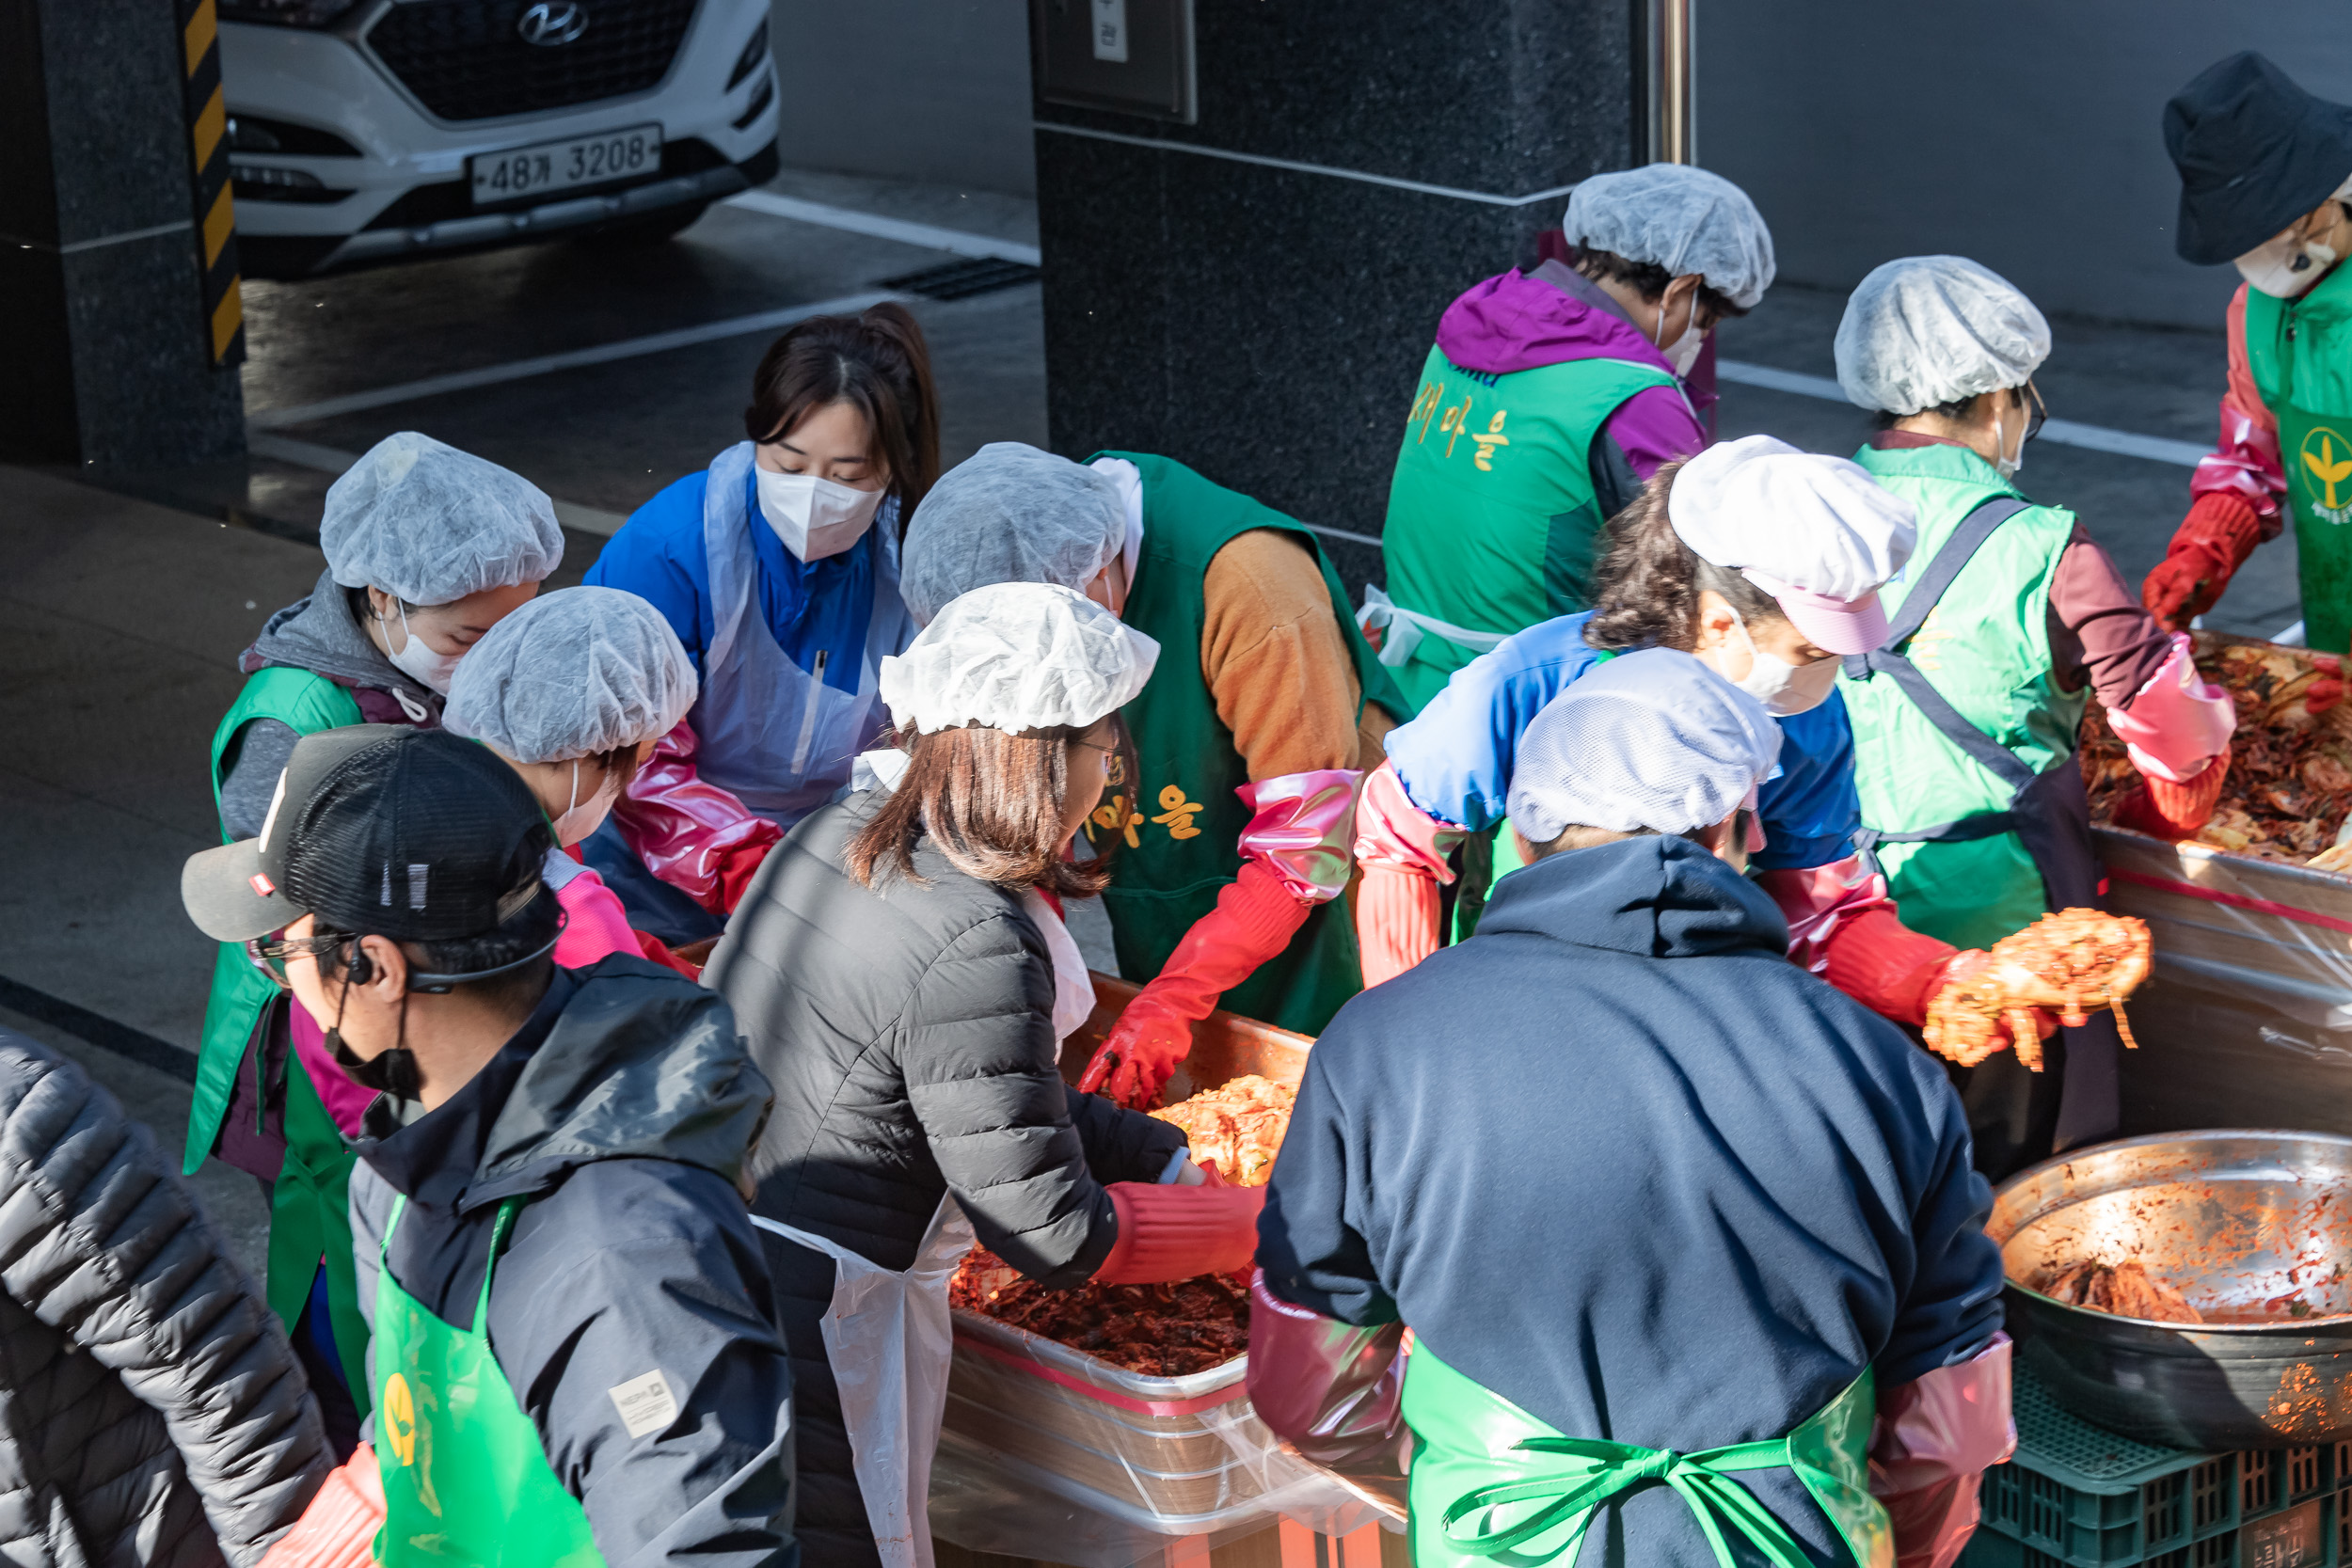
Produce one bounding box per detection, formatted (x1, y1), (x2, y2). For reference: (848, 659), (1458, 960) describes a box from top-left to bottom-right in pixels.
(196, 430), (562, 1454)
(2146, 52), (2352, 647)
(1836, 256), (2237, 1178)
(443, 586), (706, 975)
(583, 304), (939, 945)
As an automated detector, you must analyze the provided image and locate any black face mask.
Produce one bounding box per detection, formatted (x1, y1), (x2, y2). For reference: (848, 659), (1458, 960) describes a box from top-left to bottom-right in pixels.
(330, 1029), (422, 1100)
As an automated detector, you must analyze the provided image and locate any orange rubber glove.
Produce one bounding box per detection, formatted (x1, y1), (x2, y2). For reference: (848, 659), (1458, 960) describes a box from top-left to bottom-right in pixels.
(1351, 762), (1462, 987)
(1821, 907), (2057, 1053)
(2141, 493), (2265, 630)
(2109, 744), (2233, 840)
(1078, 859), (1310, 1107)
(1094, 1181), (1265, 1284)
(259, 1445), (385, 1568)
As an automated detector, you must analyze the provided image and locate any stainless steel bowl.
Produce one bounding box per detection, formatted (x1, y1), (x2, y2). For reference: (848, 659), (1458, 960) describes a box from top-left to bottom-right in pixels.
(1990, 1130), (2352, 1449)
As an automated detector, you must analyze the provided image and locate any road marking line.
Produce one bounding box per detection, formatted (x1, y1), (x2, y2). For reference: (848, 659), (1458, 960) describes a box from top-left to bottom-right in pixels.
(722, 191), (1041, 266)
(1714, 358), (2209, 468)
(248, 433), (628, 534)
(246, 288), (901, 430)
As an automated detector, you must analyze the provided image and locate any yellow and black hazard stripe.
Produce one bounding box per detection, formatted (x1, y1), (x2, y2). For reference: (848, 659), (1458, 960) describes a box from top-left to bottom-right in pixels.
(179, 0), (245, 366)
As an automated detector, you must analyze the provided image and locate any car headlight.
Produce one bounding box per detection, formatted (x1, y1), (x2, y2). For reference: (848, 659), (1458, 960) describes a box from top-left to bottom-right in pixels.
(216, 0), (363, 25)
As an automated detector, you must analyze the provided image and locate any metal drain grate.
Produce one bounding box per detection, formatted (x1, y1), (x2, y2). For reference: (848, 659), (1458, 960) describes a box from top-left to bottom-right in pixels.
(882, 258), (1041, 300)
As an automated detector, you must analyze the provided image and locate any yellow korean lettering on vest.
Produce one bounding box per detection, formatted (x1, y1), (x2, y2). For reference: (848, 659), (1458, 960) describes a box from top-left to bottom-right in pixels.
(1151, 784), (1204, 840)
(1470, 410), (1511, 470)
(1091, 792), (1143, 849)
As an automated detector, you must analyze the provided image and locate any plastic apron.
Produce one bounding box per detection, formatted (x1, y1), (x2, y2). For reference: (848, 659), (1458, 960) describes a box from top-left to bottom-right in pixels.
(694, 441), (912, 827)
(1403, 1342), (1890, 1568)
(1840, 496), (2121, 1176)
(373, 1196), (604, 1567)
(750, 1199), (976, 1568)
(2246, 264), (2352, 654)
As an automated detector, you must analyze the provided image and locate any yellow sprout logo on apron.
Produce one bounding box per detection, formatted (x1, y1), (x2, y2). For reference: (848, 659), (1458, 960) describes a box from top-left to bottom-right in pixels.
(382, 1372), (419, 1466)
(2300, 426), (2352, 524)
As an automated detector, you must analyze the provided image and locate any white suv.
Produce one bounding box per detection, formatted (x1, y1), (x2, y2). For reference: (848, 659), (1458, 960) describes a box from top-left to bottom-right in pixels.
(219, 0), (778, 278)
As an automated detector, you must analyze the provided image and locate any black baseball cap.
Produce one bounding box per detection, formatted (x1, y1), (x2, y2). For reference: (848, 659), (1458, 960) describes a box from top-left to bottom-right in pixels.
(2166, 52), (2352, 265)
(183, 725), (552, 944)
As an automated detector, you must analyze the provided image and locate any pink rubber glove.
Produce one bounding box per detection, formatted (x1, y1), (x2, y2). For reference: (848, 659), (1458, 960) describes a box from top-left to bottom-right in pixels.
(611, 720), (785, 915)
(1078, 858), (1311, 1107)
(1093, 1181), (1265, 1283)
(2105, 635), (2236, 783)
(259, 1444), (385, 1568)
(1352, 761), (1464, 987)
(1871, 1336), (2016, 1568)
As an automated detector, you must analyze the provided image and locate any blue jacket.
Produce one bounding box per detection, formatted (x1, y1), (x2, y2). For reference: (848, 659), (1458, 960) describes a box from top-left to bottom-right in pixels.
(1382, 610), (1860, 871)
(585, 466), (878, 700)
(1259, 835), (2001, 1568)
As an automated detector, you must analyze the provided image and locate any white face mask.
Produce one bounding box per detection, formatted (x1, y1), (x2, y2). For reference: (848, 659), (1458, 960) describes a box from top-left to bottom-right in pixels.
(380, 600), (463, 695)
(551, 759), (622, 847)
(2236, 215), (2341, 300)
(755, 467), (883, 562)
(1715, 603), (1840, 717)
(1994, 398), (2027, 480)
(1656, 299), (1705, 378)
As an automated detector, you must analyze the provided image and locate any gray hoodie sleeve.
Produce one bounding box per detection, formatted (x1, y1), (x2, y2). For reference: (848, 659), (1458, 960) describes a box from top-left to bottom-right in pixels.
(219, 718), (302, 839)
(489, 1158), (796, 1568)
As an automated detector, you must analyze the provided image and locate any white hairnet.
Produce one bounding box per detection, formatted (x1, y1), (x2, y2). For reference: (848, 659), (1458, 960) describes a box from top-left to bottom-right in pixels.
(900, 443), (1125, 626)
(1506, 649), (1781, 840)
(881, 582), (1159, 734)
(442, 586), (696, 763)
(1834, 256), (2052, 415)
(321, 432), (564, 607)
(1563, 165), (1777, 309)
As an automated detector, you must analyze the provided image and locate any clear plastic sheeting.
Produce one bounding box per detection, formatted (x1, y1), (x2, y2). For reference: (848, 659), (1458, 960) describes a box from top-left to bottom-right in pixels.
(936, 1308), (1393, 1552)
(2095, 825), (2352, 1136)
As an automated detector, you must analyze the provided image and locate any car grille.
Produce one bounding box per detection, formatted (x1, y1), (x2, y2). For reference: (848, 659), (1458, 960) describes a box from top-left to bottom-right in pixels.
(367, 0), (699, 122)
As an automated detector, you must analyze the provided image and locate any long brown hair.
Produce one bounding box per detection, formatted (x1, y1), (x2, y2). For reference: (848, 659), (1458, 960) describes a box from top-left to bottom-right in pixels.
(845, 719), (1132, 897)
(1585, 459), (1783, 652)
(743, 302), (941, 527)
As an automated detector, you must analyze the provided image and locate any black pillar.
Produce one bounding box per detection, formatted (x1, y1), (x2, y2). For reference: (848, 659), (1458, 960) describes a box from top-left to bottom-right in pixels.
(1032, 2), (1643, 584)
(0, 0), (245, 470)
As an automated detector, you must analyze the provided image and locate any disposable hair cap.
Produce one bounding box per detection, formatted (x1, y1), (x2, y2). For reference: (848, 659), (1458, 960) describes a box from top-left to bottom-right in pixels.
(1563, 165), (1776, 309)
(443, 586), (698, 763)
(321, 432), (564, 607)
(1835, 255), (2052, 416)
(881, 582), (1159, 734)
(899, 443), (1125, 626)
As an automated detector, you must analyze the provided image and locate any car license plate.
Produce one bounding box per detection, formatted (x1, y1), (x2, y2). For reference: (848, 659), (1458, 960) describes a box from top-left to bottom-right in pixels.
(469, 125), (662, 205)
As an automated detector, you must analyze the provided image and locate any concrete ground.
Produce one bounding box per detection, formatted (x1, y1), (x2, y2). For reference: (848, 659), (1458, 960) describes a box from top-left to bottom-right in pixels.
(0, 166), (2282, 1276)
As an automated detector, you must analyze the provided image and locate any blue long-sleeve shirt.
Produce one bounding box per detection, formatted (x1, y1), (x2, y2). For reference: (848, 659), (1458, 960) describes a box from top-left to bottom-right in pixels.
(1381, 610), (1861, 871)
(1260, 835), (2002, 1567)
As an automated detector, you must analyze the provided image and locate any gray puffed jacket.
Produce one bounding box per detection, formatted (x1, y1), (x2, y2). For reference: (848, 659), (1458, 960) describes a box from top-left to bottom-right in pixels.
(0, 1028), (331, 1567)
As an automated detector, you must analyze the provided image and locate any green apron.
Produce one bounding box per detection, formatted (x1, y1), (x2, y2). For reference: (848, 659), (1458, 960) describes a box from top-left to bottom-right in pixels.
(1404, 1341), (1890, 1568)
(1380, 344), (1680, 711)
(2246, 264), (2352, 653)
(374, 1195), (605, 1568)
(1085, 452), (1412, 1037)
(194, 664), (377, 1409)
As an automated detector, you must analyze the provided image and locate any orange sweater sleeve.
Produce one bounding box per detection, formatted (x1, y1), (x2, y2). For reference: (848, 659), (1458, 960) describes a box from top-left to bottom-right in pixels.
(1200, 530), (1392, 779)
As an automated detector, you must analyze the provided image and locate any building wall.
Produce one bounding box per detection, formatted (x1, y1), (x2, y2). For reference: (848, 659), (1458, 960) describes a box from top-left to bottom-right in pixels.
(1701, 3), (2352, 328)
(767, 0), (1037, 196)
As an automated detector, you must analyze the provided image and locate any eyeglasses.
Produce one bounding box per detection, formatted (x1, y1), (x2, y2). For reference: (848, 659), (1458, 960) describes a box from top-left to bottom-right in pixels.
(2019, 380), (2047, 445)
(243, 931), (345, 987)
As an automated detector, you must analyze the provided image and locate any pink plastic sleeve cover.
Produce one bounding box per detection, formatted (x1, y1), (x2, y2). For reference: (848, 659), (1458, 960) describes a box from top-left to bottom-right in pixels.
(1245, 1273), (1409, 1474)
(1236, 768), (1363, 903)
(2190, 390), (2288, 518)
(1756, 853), (1897, 975)
(553, 870), (639, 968)
(1869, 1334), (2016, 1568)
(610, 719), (784, 912)
(2106, 635), (2238, 784)
(1352, 760), (1464, 885)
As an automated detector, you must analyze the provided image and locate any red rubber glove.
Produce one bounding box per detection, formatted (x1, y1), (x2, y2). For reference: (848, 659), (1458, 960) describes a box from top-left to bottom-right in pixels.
(2109, 743), (2232, 840)
(711, 836), (777, 915)
(259, 1444), (385, 1568)
(634, 927), (705, 980)
(1094, 1180), (1265, 1284)
(1820, 907), (2058, 1049)
(2142, 493), (2265, 631)
(1078, 859), (1311, 1106)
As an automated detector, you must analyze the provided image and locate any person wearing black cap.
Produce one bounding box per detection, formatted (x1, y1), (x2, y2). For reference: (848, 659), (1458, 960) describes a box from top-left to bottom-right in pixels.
(182, 725), (796, 1568)
(2148, 52), (2352, 649)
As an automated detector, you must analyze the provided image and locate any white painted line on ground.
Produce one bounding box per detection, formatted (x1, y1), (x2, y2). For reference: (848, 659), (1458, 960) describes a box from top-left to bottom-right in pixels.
(722, 192), (1042, 266)
(247, 290), (901, 431)
(248, 432), (628, 534)
(1714, 358), (2209, 468)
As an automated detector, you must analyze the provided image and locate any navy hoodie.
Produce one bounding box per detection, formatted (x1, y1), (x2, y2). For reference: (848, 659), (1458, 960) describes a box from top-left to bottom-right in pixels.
(1259, 835), (2001, 1568)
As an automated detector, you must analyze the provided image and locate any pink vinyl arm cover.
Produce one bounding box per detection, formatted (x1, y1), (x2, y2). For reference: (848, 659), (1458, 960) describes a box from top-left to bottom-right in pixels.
(1352, 761), (1463, 883)
(610, 719), (784, 914)
(1353, 761), (1468, 987)
(2105, 635), (2237, 784)
(1237, 768), (1365, 902)
(1869, 1335), (2016, 1568)
(1755, 853), (1900, 977)
(1245, 1274), (1410, 1474)
(553, 868), (639, 967)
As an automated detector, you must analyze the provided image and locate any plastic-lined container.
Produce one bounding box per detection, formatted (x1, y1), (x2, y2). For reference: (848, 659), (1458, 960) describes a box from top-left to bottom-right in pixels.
(1963, 1364), (2345, 1567)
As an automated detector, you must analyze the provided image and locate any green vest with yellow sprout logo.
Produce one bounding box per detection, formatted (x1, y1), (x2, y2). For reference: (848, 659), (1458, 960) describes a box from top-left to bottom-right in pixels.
(1084, 452), (1410, 1037)
(2249, 263), (2352, 653)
